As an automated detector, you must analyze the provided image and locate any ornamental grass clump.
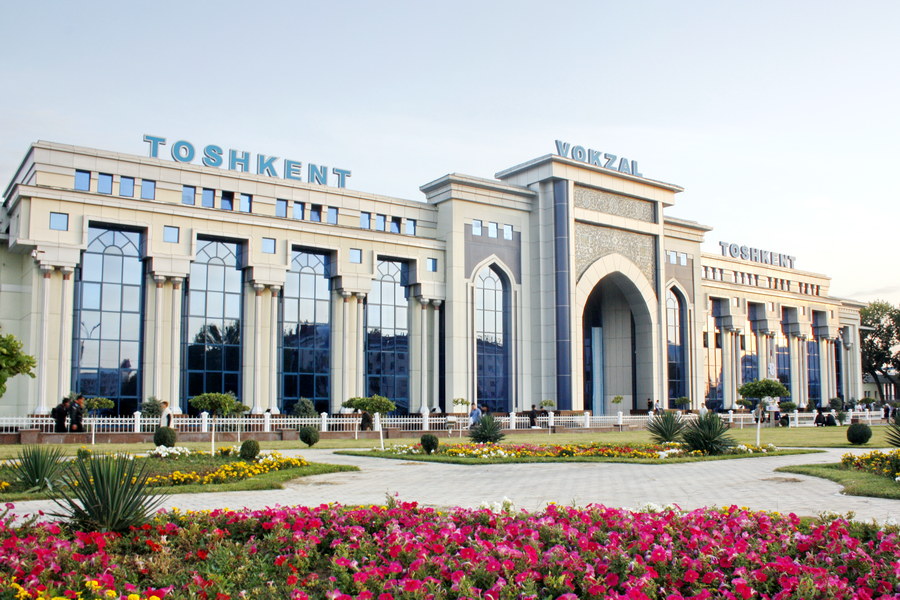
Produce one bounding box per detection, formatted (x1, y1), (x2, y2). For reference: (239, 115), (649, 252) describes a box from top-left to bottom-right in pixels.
(10, 444), (68, 492)
(52, 453), (164, 533)
(887, 411), (900, 448)
(469, 414), (505, 444)
(681, 411), (735, 455)
(646, 410), (686, 443)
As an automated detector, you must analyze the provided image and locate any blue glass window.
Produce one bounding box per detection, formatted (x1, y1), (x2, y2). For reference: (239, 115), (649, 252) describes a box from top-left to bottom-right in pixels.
(405, 219), (417, 236)
(182, 185), (196, 205)
(221, 191), (234, 211)
(49, 212), (69, 231)
(360, 212), (371, 229)
(666, 288), (686, 400)
(776, 329), (791, 400)
(703, 300), (723, 409)
(487, 222), (498, 238)
(239, 193), (252, 213)
(349, 248), (362, 264)
(310, 205), (322, 222)
(275, 199), (287, 218)
(741, 332), (759, 385)
(390, 217), (401, 234)
(98, 173), (113, 195)
(281, 251), (331, 414)
(327, 207), (338, 224)
(426, 258), (437, 272)
(375, 214), (386, 231)
(293, 202), (305, 220)
(119, 177), (134, 197)
(163, 226), (179, 243)
(475, 266), (510, 412)
(184, 239), (243, 407)
(140, 180), (155, 200)
(807, 340), (821, 406)
(72, 227), (144, 415)
(834, 335), (844, 400)
(74, 170), (90, 191)
(503, 225), (513, 240)
(262, 237), (276, 254)
(472, 220), (482, 235)
(202, 188), (215, 208)
(366, 260), (409, 412)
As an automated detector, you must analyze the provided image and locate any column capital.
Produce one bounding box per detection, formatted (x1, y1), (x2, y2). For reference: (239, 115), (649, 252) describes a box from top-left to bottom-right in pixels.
(153, 274), (167, 288)
(355, 292), (366, 300)
(419, 297), (430, 308)
(341, 291), (352, 301)
(170, 276), (183, 290)
(268, 285), (281, 295)
(431, 299), (443, 308)
(59, 266), (75, 279)
(39, 264), (55, 277)
(253, 283), (266, 295)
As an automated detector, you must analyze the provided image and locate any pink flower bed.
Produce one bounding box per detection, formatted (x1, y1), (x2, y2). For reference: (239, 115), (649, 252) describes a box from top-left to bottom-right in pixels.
(1, 502), (898, 599)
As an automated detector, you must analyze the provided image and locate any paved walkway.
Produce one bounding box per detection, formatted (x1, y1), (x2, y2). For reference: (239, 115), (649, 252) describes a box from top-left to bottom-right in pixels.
(9, 448), (899, 522)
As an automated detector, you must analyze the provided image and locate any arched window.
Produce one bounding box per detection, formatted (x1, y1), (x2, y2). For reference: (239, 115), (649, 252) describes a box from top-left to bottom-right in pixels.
(476, 266), (510, 412)
(666, 288), (686, 400)
(281, 250), (331, 414)
(184, 239), (243, 407)
(807, 339), (821, 405)
(366, 260), (409, 411)
(72, 227), (144, 415)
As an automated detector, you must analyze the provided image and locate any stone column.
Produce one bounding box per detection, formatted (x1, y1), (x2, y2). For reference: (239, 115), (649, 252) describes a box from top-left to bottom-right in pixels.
(817, 337), (829, 407)
(169, 277), (183, 413)
(356, 292), (366, 398)
(432, 300), (442, 410)
(35, 265), (55, 414)
(269, 286), (280, 413)
(57, 267), (74, 401)
(341, 291), (351, 406)
(755, 331), (766, 381)
(153, 275), (167, 400)
(721, 329), (734, 409)
(789, 335), (802, 405)
(251, 283), (265, 413)
(419, 297), (429, 411)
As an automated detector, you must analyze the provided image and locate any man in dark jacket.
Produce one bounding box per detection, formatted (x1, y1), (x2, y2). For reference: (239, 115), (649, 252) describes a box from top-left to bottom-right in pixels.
(69, 395), (85, 432)
(51, 398), (70, 432)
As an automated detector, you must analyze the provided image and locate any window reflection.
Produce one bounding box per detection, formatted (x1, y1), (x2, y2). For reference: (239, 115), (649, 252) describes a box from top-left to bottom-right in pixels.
(476, 266), (510, 413)
(366, 260), (409, 412)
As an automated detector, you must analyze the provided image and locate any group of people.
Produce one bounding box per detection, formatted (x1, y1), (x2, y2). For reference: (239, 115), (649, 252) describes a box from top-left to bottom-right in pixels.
(50, 395), (84, 433)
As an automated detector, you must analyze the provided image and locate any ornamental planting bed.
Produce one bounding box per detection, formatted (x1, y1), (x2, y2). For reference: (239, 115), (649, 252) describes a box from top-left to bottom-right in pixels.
(1, 502), (899, 599)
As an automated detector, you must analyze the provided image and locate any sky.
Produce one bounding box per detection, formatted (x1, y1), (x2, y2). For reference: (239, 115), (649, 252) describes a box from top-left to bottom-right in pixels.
(1, 1), (898, 304)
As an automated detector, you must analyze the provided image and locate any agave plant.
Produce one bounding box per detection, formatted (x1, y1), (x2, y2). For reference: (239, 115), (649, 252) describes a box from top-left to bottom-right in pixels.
(681, 412), (735, 455)
(887, 412), (900, 448)
(9, 445), (68, 492)
(52, 453), (165, 533)
(646, 411), (686, 443)
(469, 414), (505, 444)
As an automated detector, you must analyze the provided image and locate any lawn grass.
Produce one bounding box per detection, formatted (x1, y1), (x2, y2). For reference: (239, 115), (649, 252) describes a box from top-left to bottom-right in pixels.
(775, 463), (900, 500)
(338, 448), (820, 465)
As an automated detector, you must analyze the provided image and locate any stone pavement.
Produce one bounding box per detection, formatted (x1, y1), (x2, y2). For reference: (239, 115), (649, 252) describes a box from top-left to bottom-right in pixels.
(9, 447), (899, 522)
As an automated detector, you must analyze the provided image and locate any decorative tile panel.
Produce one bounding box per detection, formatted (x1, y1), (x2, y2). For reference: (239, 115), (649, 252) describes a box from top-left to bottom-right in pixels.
(574, 186), (655, 223)
(575, 222), (657, 289)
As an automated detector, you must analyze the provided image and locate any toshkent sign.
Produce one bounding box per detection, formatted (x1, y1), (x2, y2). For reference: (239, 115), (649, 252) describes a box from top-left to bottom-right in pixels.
(142, 135), (352, 188)
(554, 140), (642, 177)
(719, 241), (796, 269)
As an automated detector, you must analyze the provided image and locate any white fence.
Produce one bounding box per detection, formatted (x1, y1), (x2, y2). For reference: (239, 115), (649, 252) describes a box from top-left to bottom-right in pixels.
(5, 410), (887, 435)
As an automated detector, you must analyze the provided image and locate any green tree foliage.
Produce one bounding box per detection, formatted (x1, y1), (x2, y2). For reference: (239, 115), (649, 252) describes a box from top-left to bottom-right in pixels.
(291, 397), (318, 418)
(860, 301), (900, 402)
(0, 327), (36, 399)
(189, 392), (248, 417)
(140, 397), (163, 418)
(342, 395), (396, 414)
(737, 379), (790, 400)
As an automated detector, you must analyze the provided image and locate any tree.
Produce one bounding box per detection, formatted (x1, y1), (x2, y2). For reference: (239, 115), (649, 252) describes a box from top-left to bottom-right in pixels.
(738, 378), (790, 401)
(342, 395), (396, 415)
(189, 392), (250, 454)
(0, 327), (36, 399)
(860, 301), (900, 402)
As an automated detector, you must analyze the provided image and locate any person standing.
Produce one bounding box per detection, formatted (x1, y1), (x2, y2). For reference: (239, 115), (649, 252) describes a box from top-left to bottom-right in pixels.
(69, 395), (85, 432)
(158, 401), (173, 429)
(529, 405), (539, 428)
(51, 398), (70, 433)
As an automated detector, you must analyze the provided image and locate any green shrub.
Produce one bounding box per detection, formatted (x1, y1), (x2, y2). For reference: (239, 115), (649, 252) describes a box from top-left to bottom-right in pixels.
(887, 412), (900, 448)
(291, 397), (317, 418)
(646, 411), (686, 443)
(299, 426), (320, 447)
(846, 423), (872, 445)
(420, 434), (439, 455)
(682, 412), (735, 455)
(469, 414), (505, 444)
(52, 453), (164, 533)
(76, 446), (92, 461)
(240, 439), (261, 461)
(836, 410), (848, 426)
(10, 445), (68, 492)
(140, 397), (163, 418)
(153, 426), (177, 448)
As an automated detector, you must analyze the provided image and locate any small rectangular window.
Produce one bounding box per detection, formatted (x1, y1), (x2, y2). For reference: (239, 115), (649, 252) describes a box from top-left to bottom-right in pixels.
(375, 214), (386, 231)
(310, 204), (322, 222)
(49, 212), (69, 231)
(487, 222), (498, 238)
(119, 176), (134, 197)
(98, 173), (113, 194)
(141, 179), (156, 200)
(74, 170), (90, 191)
(360, 212), (371, 229)
(390, 217), (401, 234)
(202, 188), (215, 208)
(405, 219), (417, 236)
(182, 185), (196, 205)
(293, 202), (305, 220)
(503, 224), (513, 240)
(679, 253), (687, 266)
(163, 225), (179, 243)
(275, 199), (287, 218)
(221, 191), (234, 211)
(472, 220), (482, 235)
(349, 248), (362, 264)
(239, 193), (252, 213)
(327, 207), (338, 224)
(426, 258), (438, 272)
(261, 237), (276, 254)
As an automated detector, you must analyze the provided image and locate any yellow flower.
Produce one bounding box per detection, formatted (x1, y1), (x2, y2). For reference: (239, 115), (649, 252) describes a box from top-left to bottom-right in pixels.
(128, 595), (140, 600)
(105, 590), (117, 598)
(85, 580), (101, 591)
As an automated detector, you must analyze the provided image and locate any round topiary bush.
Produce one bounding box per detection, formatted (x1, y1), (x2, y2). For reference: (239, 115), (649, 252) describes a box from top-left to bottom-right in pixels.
(846, 423), (872, 445)
(299, 426), (320, 447)
(240, 439), (261, 461)
(153, 426), (177, 448)
(420, 434), (439, 455)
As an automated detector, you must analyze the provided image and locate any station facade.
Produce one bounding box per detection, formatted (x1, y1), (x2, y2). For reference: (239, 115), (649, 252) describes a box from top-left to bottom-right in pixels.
(0, 139), (864, 416)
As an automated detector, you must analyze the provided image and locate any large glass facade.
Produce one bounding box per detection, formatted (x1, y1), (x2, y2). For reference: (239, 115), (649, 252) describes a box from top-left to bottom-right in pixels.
(807, 339), (821, 406)
(666, 288), (686, 400)
(835, 336), (844, 400)
(183, 239), (243, 408)
(741, 333), (759, 384)
(281, 250), (331, 414)
(476, 266), (510, 412)
(775, 330), (792, 400)
(365, 260), (409, 411)
(703, 301), (723, 409)
(72, 227), (144, 415)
